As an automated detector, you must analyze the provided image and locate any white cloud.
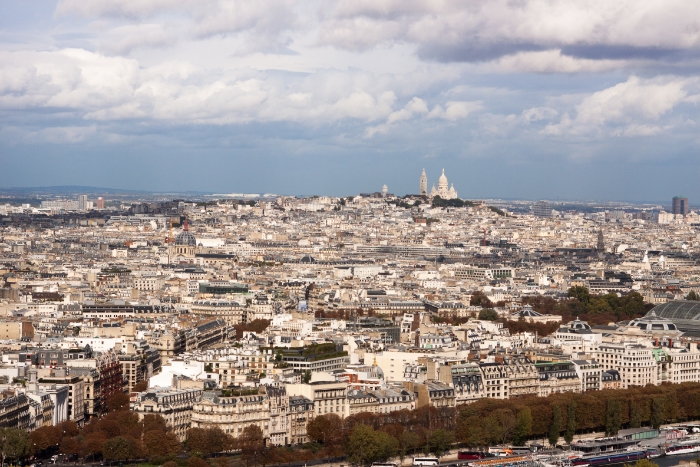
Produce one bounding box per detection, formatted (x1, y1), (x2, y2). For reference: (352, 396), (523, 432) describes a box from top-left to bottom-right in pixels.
(493, 50), (630, 74)
(319, 0), (700, 65)
(0, 48), (462, 129)
(543, 76), (689, 136)
(428, 101), (482, 121)
(522, 107), (558, 123)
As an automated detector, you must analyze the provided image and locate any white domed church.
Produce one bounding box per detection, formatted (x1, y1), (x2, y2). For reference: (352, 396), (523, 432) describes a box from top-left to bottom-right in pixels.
(170, 219), (197, 261)
(425, 169), (458, 200)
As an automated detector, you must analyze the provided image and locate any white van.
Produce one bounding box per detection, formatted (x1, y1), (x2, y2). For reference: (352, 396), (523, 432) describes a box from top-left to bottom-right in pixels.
(413, 458), (439, 466)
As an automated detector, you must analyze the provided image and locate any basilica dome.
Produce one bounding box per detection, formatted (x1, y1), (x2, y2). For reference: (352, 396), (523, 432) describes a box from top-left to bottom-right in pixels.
(438, 169), (448, 188)
(175, 220), (196, 246)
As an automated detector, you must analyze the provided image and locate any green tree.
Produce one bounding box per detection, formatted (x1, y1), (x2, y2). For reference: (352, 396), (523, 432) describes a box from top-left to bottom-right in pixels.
(629, 400), (643, 429)
(301, 370), (312, 384)
(478, 309), (498, 321)
(650, 398), (665, 430)
(549, 406), (561, 447)
(568, 286), (591, 304)
(564, 402), (577, 444)
(427, 429), (454, 457)
(346, 424), (398, 467)
(513, 408), (532, 446)
(103, 436), (139, 461)
(606, 400), (622, 437)
(687, 291), (700, 301)
(0, 428), (29, 467)
(398, 431), (420, 462)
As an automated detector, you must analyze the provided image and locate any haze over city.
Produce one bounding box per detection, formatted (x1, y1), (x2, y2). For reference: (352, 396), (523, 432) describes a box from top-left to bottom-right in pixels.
(2, 1), (700, 200)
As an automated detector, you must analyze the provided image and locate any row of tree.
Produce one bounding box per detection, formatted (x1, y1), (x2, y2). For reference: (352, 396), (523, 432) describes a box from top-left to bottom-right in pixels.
(301, 383), (700, 466)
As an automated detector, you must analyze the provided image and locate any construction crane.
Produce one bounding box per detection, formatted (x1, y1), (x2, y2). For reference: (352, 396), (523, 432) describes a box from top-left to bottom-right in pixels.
(166, 218), (174, 244)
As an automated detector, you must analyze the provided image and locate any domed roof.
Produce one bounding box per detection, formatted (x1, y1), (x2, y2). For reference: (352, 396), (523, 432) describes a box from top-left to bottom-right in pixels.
(175, 231), (196, 246)
(175, 219), (196, 246)
(438, 169), (448, 188)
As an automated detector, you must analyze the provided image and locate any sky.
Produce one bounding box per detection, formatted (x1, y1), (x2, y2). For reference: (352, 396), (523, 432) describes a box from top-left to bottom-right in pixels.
(2, 1), (700, 201)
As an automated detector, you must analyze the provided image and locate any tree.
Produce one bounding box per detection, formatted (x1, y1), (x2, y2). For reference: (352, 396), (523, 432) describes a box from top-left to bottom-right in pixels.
(549, 406), (561, 447)
(478, 309), (498, 321)
(0, 428), (28, 467)
(471, 291), (493, 308)
(494, 409), (516, 444)
(29, 426), (61, 454)
(187, 428), (231, 456)
(301, 370), (312, 384)
(103, 436), (139, 461)
(568, 286), (591, 304)
(629, 400), (643, 429)
(606, 400), (622, 437)
(133, 380), (148, 392)
(688, 291), (700, 301)
(398, 431), (420, 463)
(143, 430), (180, 461)
(307, 414), (342, 445)
(650, 398), (665, 430)
(346, 424), (398, 467)
(427, 429), (454, 457)
(187, 457), (209, 467)
(239, 425), (265, 466)
(513, 408), (532, 446)
(564, 402), (577, 444)
(106, 392), (130, 412)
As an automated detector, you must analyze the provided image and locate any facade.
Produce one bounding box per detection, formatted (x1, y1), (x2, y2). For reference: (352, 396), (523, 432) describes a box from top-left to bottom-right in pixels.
(267, 386), (289, 446)
(532, 201), (552, 217)
(191, 390), (270, 440)
(672, 196), (689, 216)
(131, 386), (203, 441)
(288, 395), (314, 445)
(286, 381), (349, 417)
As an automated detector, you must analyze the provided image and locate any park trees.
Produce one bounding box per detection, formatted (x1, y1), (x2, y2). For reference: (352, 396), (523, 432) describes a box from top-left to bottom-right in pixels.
(549, 406), (561, 447)
(513, 408), (532, 446)
(346, 424), (398, 466)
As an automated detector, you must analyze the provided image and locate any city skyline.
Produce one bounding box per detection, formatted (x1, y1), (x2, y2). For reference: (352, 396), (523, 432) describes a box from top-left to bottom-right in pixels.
(3, 2), (700, 200)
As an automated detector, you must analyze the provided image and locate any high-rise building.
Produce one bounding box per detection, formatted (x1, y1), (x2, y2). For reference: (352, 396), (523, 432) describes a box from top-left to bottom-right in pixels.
(78, 195), (88, 211)
(672, 196), (689, 216)
(420, 169), (427, 196)
(532, 201), (552, 218)
(96, 197), (104, 209)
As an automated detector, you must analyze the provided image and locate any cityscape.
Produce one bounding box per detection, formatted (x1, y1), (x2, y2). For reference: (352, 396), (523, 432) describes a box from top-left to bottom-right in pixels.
(4, 2), (700, 467)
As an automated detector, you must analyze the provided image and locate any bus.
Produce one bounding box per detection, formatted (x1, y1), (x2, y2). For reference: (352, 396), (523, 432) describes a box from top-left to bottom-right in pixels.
(510, 447), (531, 456)
(413, 457), (440, 466)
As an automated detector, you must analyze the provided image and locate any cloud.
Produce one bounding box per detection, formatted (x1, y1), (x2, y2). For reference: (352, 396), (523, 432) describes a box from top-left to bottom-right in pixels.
(0, 48), (453, 129)
(428, 101), (482, 121)
(318, 0), (700, 68)
(494, 50), (630, 74)
(57, 0), (300, 55)
(543, 76), (689, 136)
